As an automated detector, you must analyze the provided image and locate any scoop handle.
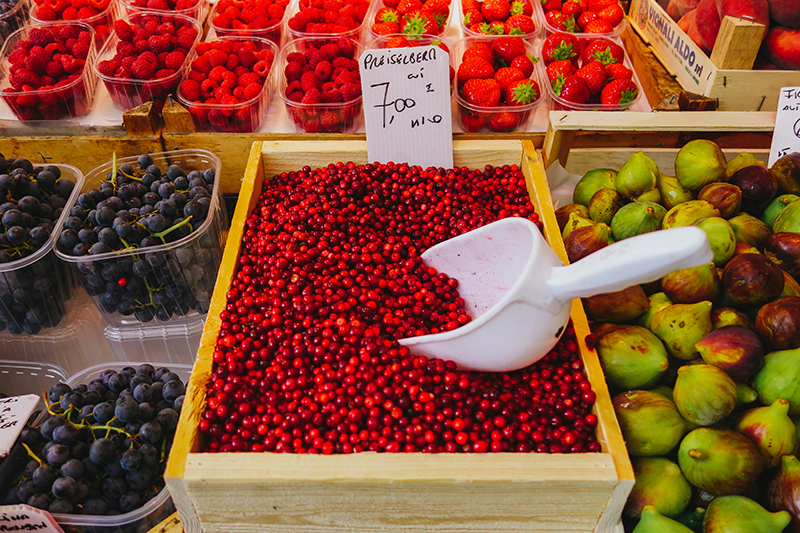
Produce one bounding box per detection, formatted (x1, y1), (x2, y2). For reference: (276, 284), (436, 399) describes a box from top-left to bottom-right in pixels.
(546, 226), (713, 305)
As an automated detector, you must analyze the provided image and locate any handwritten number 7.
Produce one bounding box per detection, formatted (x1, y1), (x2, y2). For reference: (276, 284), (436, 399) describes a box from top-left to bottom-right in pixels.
(371, 81), (390, 128)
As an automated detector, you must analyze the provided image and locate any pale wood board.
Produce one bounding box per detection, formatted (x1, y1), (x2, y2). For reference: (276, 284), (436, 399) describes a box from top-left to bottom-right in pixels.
(707, 69), (800, 112)
(165, 140), (632, 533)
(708, 17), (765, 71)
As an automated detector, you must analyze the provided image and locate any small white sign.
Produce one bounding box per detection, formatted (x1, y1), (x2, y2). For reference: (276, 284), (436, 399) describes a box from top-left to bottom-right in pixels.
(769, 86), (800, 167)
(360, 46), (453, 169)
(0, 504), (64, 533)
(0, 395), (38, 458)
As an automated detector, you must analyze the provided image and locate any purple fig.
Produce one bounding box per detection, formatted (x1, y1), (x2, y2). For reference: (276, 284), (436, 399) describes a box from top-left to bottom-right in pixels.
(583, 285), (650, 323)
(673, 364), (736, 426)
(726, 152), (765, 180)
(704, 495), (790, 533)
(729, 213), (773, 251)
(697, 182), (742, 219)
(555, 203), (589, 232)
(736, 398), (798, 468)
(625, 457), (692, 518)
(728, 164), (778, 215)
(756, 296), (800, 350)
(765, 232), (800, 279)
(613, 390), (690, 456)
(661, 263), (719, 304)
(768, 454), (800, 532)
(678, 428), (763, 495)
(562, 211), (595, 241)
(695, 325), (764, 380)
(711, 307), (752, 329)
(721, 253), (785, 308)
(771, 152), (800, 195)
(565, 223), (611, 263)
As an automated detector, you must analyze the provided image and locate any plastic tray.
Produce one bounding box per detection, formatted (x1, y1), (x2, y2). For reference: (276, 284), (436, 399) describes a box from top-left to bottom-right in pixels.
(0, 360), (69, 402)
(53, 149), (228, 328)
(0, 22), (99, 121)
(286, 0), (372, 42)
(30, 0), (118, 45)
(459, 0), (542, 41)
(0, 0), (28, 49)
(365, 0), (453, 40)
(176, 36), (278, 133)
(208, 0), (287, 46)
(118, 0), (208, 21)
(104, 314), (205, 365)
(538, 0), (626, 38)
(93, 12), (201, 112)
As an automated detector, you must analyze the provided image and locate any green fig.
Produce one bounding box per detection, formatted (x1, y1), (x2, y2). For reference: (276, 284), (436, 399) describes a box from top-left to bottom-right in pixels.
(782, 270), (800, 298)
(573, 168), (617, 206)
(555, 203), (590, 232)
(736, 398), (798, 468)
(695, 325), (763, 380)
(588, 188), (626, 225)
(583, 285), (650, 323)
(610, 201), (667, 241)
(564, 223), (611, 263)
(773, 198), (800, 234)
(674, 507), (705, 533)
(613, 390), (691, 456)
(651, 384), (676, 402)
(711, 306), (751, 329)
(636, 292), (673, 330)
(678, 428), (763, 495)
(662, 200), (721, 229)
(752, 347), (800, 416)
(634, 506), (695, 533)
(674, 140), (727, 192)
(625, 457), (692, 518)
(562, 211), (595, 241)
(597, 326), (669, 391)
(770, 152), (800, 195)
(729, 213), (772, 251)
(697, 182), (742, 219)
(651, 301), (713, 360)
(617, 152), (660, 201)
(703, 495), (790, 533)
(726, 152), (765, 180)
(661, 263), (719, 304)
(693, 217), (736, 266)
(761, 194), (799, 228)
(735, 382), (759, 407)
(658, 172), (695, 210)
(673, 364), (736, 426)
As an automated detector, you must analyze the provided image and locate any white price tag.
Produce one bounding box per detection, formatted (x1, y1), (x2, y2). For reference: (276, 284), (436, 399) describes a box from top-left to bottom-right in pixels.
(0, 504), (63, 533)
(769, 87), (800, 167)
(0, 395), (38, 458)
(360, 46), (453, 169)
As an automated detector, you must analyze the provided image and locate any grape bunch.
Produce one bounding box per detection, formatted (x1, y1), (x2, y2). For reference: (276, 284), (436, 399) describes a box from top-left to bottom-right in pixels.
(4, 364), (186, 519)
(0, 155), (78, 335)
(56, 152), (224, 324)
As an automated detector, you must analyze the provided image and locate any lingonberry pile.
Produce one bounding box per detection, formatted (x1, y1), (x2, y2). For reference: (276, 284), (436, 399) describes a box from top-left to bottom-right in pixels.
(1, 25), (95, 121)
(200, 161), (601, 455)
(286, 0), (371, 36)
(32, 0), (114, 43)
(178, 38), (275, 133)
(211, 0), (289, 41)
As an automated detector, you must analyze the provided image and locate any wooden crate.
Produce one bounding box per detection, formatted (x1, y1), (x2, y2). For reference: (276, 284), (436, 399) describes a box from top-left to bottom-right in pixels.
(163, 139), (634, 533)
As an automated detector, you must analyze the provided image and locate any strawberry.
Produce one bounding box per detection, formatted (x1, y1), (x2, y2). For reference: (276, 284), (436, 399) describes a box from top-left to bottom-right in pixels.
(600, 78), (638, 105)
(576, 10), (596, 30)
(456, 57), (495, 86)
(553, 74), (590, 104)
(509, 0), (532, 16)
(491, 36), (526, 66)
(460, 113), (486, 132)
(461, 0), (480, 13)
(596, 3), (622, 27)
(493, 66), (525, 93)
(422, 0), (449, 17)
(545, 10), (577, 31)
(488, 111), (520, 131)
(584, 18), (612, 33)
(480, 0), (510, 22)
(400, 11), (438, 34)
(587, 0), (615, 11)
(506, 78), (539, 105)
(541, 0), (560, 11)
(504, 14), (535, 35)
(581, 39), (624, 65)
(375, 7), (398, 22)
(463, 9), (483, 25)
(574, 60), (606, 95)
(462, 43), (494, 64)
(372, 21), (400, 34)
(510, 54), (535, 77)
(462, 78), (501, 106)
(541, 32), (580, 65)
(604, 62), (632, 80)
(396, 0), (422, 15)
(561, 0), (582, 18)
(545, 59), (575, 83)
(386, 35), (411, 47)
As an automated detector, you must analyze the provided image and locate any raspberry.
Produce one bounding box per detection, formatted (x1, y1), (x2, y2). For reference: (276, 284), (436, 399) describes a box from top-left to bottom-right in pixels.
(225, 54), (240, 71)
(340, 81), (360, 101)
(301, 87), (320, 104)
(233, 65), (250, 77)
(252, 60), (271, 77)
(177, 33), (196, 50)
(179, 78), (202, 101)
(196, 41), (213, 54)
(76, 6), (96, 19)
(155, 68), (175, 78)
(336, 37), (355, 58)
(164, 51), (185, 71)
(148, 35), (170, 54)
(314, 60), (332, 80)
(208, 65), (228, 83)
(319, 43), (338, 60)
(321, 80), (336, 92)
(334, 69), (359, 85)
(114, 20), (134, 41)
(61, 6), (77, 18)
(142, 18), (159, 33)
(156, 22), (176, 35)
(305, 49), (326, 68)
(243, 82), (262, 100)
(97, 58), (119, 76)
(213, 85), (231, 100)
(237, 72), (258, 87)
(205, 49), (227, 67)
(130, 58), (156, 79)
(212, 39), (233, 54)
(114, 65), (133, 79)
(220, 94), (239, 106)
(45, 42), (66, 55)
(35, 5), (57, 20)
(200, 78), (218, 98)
(28, 28), (55, 47)
(121, 56), (136, 68)
(157, 51), (170, 66)
(320, 89), (344, 103)
(45, 60), (65, 78)
(188, 70), (205, 83)
(8, 49), (28, 65)
(286, 79), (302, 94)
(139, 51), (158, 65)
(284, 61), (303, 82)
(24, 55), (47, 76)
(233, 86), (246, 100)
(285, 52), (306, 66)
(77, 30), (92, 44)
(191, 55), (211, 74)
(320, 110), (340, 130)
(116, 41), (137, 57)
(134, 39), (150, 53)
(72, 41), (90, 60)
(58, 25), (79, 40)
(331, 56), (357, 70)
(287, 90), (304, 102)
(9, 69), (40, 90)
(61, 56), (84, 74)
(300, 71), (320, 92)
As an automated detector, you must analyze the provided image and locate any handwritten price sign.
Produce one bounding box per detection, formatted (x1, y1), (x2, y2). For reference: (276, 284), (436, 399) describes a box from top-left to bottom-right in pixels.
(0, 395), (38, 458)
(360, 46), (453, 169)
(769, 87), (800, 167)
(0, 504), (64, 532)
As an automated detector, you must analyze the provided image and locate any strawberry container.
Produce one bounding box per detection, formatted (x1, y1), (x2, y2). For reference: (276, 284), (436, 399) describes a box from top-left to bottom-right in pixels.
(30, 0), (118, 45)
(277, 35), (364, 133)
(539, 35), (642, 111)
(176, 36), (278, 133)
(119, 0), (209, 22)
(453, 36), (546, 133)
(538, 0), (626, 39)
(286, 0), (372, 43)
(93, 12), (201, 112)
(53, 149), (228, 329)
(459, 0), (542, 41)
(367, 33), (455, 92)
(0, 22), (99, 121)
(208, 0), (288, 47)
(0, 0), (28, 48)
(365, 0), (453, 40)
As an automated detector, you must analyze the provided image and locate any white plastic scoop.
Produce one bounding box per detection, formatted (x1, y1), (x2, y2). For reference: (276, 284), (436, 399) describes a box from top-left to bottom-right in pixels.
(398, 218), (712, 372)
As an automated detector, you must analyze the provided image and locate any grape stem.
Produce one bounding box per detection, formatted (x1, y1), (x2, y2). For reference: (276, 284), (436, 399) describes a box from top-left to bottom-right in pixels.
(151, 215), (193, 244)
(21, 443), (43, 466)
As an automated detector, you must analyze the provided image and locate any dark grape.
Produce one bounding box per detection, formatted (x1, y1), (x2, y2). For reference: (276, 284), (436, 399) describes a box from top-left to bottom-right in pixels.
(88, 438), (116, 465)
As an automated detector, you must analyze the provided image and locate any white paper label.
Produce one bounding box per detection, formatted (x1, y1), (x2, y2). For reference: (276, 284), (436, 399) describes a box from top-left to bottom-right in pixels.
(0, 504), (64, 532)
(0, 395), (38, 458)
(360, 46), (453, 169)
(769, 86), (800, 167)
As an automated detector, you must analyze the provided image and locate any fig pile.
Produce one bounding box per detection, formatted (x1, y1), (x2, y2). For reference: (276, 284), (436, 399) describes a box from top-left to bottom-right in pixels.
(556, 144), (800, 532)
